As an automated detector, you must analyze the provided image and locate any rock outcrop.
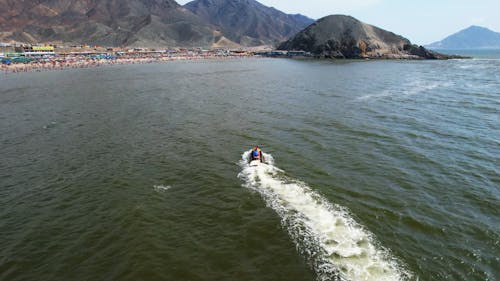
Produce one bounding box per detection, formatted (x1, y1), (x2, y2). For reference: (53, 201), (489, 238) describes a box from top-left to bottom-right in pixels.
(278, 15), (456, 59)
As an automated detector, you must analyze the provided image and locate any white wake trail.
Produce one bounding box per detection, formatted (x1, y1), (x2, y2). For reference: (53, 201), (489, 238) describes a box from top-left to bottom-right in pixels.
(238, 151), (411, 281)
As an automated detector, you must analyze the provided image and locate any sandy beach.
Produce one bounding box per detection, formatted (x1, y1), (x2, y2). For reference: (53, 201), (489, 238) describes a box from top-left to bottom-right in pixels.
(0, 52), (254, 74)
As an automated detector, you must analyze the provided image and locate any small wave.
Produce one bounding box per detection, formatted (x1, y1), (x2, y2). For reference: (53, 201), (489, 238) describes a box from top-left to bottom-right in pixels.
(356, 91), (394, 101)
(153, 185), (172, 192)
(238, 151), (411, 281)
(458, 64), (474, 69)
(356, 80), (450, 101)
(43, 121), (57, 129)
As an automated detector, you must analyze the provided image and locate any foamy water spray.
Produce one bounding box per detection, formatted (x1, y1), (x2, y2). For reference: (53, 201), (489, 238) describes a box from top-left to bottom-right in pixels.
(238, 151), (411, 281)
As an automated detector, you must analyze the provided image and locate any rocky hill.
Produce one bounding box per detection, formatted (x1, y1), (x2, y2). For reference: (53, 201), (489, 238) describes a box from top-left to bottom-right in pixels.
(0, 0), (220, 47)
(278, 15), (453, 59)
(0, 0), (313, 47)
(184, 0), (314, 46)
(426, 26), (500, 49)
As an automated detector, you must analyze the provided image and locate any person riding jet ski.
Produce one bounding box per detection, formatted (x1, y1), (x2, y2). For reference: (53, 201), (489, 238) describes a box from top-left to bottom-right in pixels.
(250, 146), (264, 163)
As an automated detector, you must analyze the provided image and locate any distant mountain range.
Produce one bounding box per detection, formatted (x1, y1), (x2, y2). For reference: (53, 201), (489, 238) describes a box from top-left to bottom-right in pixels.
(0, 0), (312, 47)
(278, 15), (454, 59)
(426, 26), (500, 49)
(0, 0), (216, 47)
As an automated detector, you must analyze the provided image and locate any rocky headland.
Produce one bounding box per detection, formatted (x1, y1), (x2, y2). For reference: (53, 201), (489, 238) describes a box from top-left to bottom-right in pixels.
(278, 15), (461, 59)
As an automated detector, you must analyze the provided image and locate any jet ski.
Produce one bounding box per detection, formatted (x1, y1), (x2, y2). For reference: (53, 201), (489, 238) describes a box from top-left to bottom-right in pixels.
(248, 146), (266, 166)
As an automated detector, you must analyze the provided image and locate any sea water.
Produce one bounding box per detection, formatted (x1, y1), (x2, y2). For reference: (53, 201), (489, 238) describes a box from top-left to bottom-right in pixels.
(1, 57), (498, 281)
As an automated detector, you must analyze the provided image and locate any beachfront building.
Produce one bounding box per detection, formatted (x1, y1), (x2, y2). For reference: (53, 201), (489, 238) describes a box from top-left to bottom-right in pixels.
(15, 45), (55, 57)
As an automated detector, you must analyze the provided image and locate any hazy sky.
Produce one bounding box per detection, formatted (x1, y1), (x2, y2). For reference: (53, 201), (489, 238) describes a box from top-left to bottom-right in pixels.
(177, 0), (500, 45)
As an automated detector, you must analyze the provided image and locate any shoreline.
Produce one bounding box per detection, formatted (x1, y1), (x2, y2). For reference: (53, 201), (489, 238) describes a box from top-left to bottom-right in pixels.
(1, 53), (475, 75)
(0, 54), (254, 74)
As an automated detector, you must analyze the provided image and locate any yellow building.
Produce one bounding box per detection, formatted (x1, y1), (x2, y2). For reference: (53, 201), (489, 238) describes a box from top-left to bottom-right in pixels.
(18, 45), (56, 56)
(32, 46), (55, 52)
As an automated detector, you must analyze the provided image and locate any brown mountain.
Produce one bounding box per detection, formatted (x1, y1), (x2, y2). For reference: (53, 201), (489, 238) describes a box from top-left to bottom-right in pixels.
(0, 0), (221, 47)
(184, 0), (314, 46)
(278, 15), (455, 59)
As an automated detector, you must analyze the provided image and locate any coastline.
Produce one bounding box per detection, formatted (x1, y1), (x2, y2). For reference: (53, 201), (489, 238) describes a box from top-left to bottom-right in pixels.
(1, 50), (475, 75)
(0, 53), (254, 74)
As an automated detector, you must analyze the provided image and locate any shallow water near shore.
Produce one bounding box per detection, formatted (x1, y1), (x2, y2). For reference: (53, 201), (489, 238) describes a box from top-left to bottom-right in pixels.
(1, 58), (499, 281)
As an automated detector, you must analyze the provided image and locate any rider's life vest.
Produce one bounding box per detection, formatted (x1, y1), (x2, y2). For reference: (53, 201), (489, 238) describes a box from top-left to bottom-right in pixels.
(252, 149), (260, 157)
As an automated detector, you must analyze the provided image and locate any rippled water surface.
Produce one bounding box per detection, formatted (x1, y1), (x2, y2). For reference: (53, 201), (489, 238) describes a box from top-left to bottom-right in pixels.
(1, 58), (499, 281)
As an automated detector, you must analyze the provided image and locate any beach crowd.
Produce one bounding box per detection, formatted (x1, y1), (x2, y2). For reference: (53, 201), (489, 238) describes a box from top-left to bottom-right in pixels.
(0, 52), (254, 73)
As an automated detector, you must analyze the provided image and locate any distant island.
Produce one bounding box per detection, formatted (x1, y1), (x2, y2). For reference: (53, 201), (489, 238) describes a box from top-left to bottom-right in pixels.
(426, 26), (500, 49)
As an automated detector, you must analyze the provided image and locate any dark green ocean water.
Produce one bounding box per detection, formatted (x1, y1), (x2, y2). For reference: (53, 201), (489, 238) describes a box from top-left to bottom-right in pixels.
(1, 57), (498, 281)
